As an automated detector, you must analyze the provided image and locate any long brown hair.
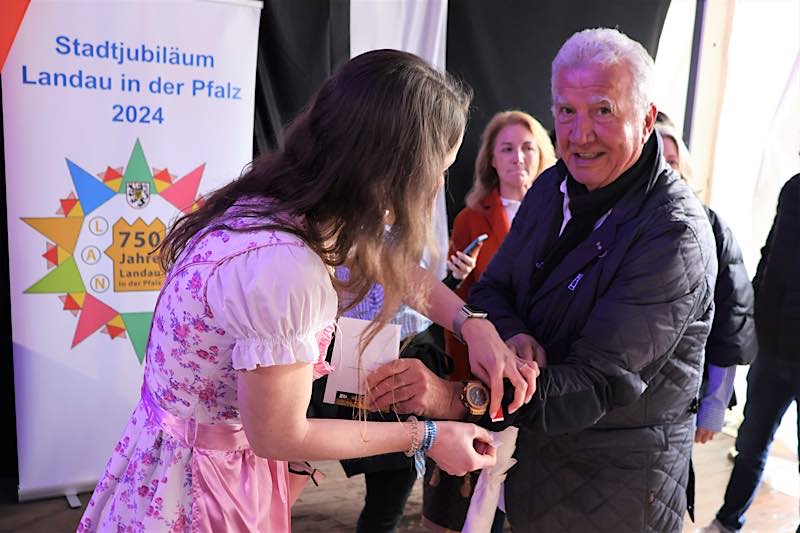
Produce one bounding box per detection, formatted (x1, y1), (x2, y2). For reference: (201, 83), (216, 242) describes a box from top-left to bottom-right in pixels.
(465, 110), (555, 209)
(158, 49), (472, 337)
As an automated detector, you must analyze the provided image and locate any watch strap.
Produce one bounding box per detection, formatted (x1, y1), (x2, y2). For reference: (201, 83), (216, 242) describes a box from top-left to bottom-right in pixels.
(453, 305), (488, 342)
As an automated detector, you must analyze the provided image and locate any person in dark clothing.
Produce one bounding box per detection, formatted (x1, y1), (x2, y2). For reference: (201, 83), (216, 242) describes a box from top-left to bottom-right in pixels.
(367, 28), (718, 532)
(334, 272), (453, 533)
(656, 114), (758, 443)
(703, 173), (800, 533)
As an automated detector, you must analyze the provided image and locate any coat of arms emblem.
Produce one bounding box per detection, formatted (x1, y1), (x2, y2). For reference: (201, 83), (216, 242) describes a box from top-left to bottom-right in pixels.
(126, 182), (150, 209)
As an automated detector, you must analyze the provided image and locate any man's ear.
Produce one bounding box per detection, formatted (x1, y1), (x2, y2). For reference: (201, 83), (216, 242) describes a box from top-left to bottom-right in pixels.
(643, 104), (657, 139)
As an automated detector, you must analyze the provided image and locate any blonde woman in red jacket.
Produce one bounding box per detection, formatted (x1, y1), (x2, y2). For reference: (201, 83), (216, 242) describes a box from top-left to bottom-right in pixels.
(445, 110), (556, 380)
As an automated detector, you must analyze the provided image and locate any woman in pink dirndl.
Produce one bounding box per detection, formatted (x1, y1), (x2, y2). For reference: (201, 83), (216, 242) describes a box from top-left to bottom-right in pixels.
(78, 50), (538, 532)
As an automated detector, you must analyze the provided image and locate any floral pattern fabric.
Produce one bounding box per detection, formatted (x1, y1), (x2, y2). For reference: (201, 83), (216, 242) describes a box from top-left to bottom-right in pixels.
(78, 219), (337, 532)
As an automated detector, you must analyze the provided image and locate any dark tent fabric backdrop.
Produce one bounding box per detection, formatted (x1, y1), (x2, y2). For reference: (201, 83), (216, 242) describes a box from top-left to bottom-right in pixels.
(0, 82), (17, 482)
(253, 0), (350, 155)
(0, 0), (670, 486)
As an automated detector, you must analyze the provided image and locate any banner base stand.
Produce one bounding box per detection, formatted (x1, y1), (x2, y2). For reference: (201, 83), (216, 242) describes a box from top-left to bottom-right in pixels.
(65, 492), (82, 509)
(18, 480), (96, 503)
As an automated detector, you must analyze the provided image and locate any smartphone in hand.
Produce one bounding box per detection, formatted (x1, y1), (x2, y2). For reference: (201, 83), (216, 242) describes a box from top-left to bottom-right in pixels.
(442, 233), (488, 290)
(462, 233), (488, 256)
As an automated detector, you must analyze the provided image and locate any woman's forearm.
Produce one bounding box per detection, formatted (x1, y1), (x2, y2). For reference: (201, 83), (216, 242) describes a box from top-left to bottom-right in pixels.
(406, 264), (498, 346)
(407, 263), (464, 331)
(260, 418), (413, 462)
(238, 360), (414, 461)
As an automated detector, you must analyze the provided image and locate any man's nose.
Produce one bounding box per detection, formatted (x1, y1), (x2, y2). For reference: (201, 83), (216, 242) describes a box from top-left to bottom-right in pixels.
(569, 114), (595, 144)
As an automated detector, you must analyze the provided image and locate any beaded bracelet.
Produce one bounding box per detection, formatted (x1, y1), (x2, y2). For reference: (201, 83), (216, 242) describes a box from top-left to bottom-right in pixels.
(420, 420), (437, 455)
(405, 417), (437, 479)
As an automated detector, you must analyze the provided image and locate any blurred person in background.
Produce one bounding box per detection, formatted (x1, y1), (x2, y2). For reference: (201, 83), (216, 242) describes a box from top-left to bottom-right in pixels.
(656, 112), (758, 447)
(703, 171), (800, 533)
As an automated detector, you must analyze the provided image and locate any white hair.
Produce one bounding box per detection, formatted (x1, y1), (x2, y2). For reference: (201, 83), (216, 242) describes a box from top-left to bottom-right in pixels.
(551, 28), (655, 117)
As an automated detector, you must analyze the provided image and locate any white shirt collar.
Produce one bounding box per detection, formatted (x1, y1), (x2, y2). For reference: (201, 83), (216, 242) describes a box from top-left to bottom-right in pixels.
(499, 196), (521, 207)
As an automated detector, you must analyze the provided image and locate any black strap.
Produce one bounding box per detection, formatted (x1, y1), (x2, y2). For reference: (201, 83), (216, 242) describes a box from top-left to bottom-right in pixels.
(686, 458), (695, 522)
(288, 461), (321, 487)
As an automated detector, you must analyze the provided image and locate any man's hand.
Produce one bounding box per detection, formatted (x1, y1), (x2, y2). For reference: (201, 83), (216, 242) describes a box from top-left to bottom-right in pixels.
(365, 359), (464, 419)
(462, 319), (540, 418)
(505, 332), (548, 368)
(695, 427), (717, 444)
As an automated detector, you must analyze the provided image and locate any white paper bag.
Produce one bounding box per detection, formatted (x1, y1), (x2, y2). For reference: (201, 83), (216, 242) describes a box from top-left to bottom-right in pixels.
(323, 317), (400, 408)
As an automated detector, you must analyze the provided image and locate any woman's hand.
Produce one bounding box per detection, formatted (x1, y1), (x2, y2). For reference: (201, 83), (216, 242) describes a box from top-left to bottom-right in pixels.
(447, 249), (480, 280)
(505, 332), (548, 368)
(428, 421), (497, 477)
(462, 319), (540, 418)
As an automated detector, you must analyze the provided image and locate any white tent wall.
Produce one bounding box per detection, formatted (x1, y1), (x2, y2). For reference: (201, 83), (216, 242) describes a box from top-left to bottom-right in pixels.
(707, 0), (799, 275)
(659, 0), (800, 473)
(706, 0), (799, 462)
(653, 0), (695, 138)
(350, 0), (447, 71)
(350, 0), (450, 278)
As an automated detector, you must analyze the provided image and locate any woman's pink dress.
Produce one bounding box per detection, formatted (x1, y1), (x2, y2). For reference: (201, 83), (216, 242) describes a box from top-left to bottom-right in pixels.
(78, 218), (337, 532)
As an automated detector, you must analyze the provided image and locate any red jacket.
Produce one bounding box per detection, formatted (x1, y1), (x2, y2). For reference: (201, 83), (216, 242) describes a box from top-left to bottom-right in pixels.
(445, 187), (510, 379)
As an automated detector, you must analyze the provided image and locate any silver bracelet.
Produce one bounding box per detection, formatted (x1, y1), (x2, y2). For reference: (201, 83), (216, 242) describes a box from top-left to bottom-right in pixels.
(404, 415), (421, 458)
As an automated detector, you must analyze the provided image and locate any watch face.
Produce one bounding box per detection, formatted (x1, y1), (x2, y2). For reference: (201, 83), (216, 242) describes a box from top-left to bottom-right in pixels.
(467, 384), (488, 407)
(464, 304), (487, 315)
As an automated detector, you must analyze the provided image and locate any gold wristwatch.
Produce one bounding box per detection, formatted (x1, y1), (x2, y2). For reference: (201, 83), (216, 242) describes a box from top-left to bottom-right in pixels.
(460, 380), (489, 421)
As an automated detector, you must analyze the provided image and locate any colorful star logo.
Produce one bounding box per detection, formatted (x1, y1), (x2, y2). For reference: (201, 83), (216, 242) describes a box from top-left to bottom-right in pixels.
(22, 139), (206, 363)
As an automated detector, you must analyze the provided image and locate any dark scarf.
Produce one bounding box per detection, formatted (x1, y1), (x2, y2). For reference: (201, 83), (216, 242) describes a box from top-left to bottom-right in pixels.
(530, 133), (659, 293)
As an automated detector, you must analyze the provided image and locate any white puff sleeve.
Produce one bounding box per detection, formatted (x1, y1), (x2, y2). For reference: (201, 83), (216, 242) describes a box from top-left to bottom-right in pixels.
(205, 242), (338, 371)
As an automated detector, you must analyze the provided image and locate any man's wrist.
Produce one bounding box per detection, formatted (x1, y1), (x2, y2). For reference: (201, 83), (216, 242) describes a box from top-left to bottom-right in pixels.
(442, 380), (469, 420)
(459, 380), (489, 422)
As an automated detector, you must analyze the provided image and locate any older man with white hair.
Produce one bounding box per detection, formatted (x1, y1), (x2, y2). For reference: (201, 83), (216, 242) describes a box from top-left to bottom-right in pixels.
(468, 26), (718, 532)
(367, 27), (718, 532)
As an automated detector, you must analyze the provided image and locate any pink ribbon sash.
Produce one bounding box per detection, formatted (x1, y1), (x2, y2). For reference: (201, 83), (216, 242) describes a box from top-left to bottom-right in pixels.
(140, 385), (251, 450)
(140, 384), (292, 531)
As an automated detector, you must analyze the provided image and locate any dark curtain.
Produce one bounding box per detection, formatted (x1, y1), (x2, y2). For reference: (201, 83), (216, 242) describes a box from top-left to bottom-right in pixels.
(445, 0), (670, 224)
(0, 82), (19, 486)
(253, 0), (350, 155)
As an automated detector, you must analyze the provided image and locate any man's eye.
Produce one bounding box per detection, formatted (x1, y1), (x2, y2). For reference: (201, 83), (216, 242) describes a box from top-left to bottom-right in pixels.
(597, 107), (612, 116)
(559, 106), (574, 115)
